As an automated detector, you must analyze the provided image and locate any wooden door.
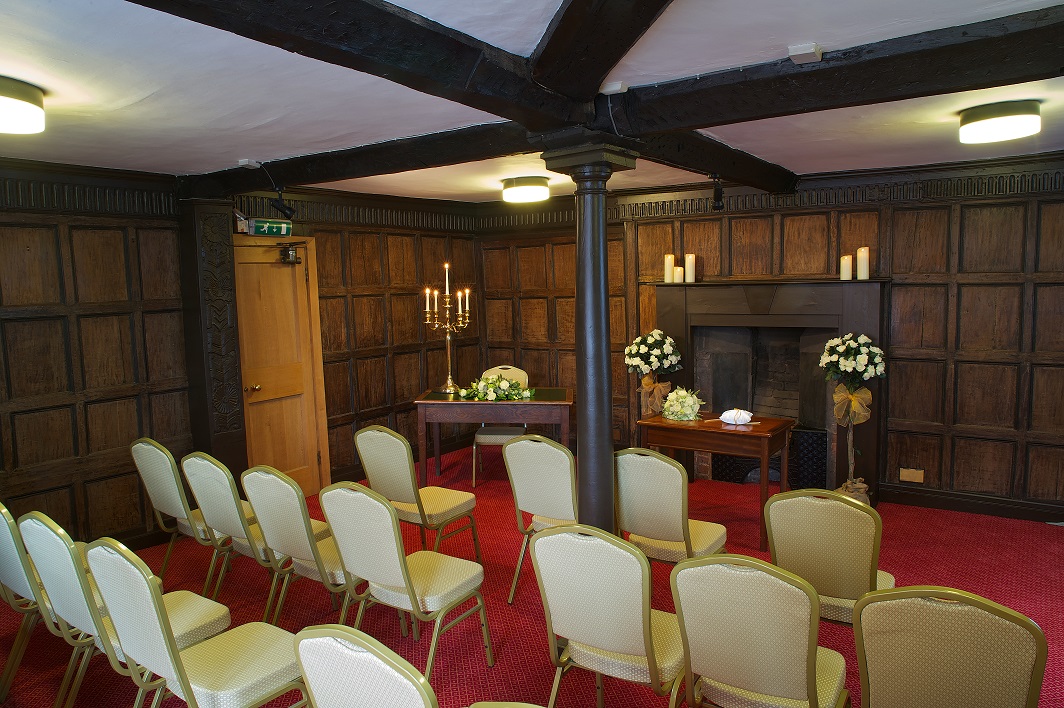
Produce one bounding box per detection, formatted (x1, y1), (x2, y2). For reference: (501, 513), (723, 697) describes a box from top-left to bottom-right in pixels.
(233, 236), (329, 495)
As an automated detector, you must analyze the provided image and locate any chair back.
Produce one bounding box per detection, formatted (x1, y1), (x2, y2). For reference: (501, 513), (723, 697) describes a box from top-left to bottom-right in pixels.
(241, 466), (319, 563)
(182, 452), (253, 542)
(354, 426), (420, 506)
(503, 435), (577, 521)
(766, 488), (882, 600)
(531, 525), (651, 659)
(483, 365), (528, 386)
(0, 503), (37, 606)
(854, 586), (1047, 708)
(130, 438), (193, 522)
(671, 555), (818, 702)
(319, 484), (409, 592)
(615, 448), (688, 546)
(296, 624), (438, 708)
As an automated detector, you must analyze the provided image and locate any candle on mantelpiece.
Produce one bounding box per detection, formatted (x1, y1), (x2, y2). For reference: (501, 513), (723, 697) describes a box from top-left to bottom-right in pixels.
(433, 289), (439, 311)
(674, 266), (684, 282)
(456, 290), (462, 314)
(444, 263), (450, 295)
(424, 287), (431, 312)
(856, 247), (870, 280)
(663, 254), (675, 283)
(840, 255), (853, 281)
(684, 253), (695, 283)
(465, 288), (471, 316)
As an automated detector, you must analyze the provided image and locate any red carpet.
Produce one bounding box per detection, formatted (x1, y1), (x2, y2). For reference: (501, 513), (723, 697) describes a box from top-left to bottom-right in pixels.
(2, 446), (1062, 707)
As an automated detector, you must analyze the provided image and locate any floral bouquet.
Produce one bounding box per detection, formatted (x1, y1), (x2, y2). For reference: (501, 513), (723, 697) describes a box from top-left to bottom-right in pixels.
(458, 374), (533, 401)
(819, 333), (886, 394)
(662, 387), (704, 421)
(624, 329), (682, 376)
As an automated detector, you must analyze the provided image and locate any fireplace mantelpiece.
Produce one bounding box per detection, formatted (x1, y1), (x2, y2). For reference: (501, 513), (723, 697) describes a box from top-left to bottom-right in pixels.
(655, 280), (888, 499)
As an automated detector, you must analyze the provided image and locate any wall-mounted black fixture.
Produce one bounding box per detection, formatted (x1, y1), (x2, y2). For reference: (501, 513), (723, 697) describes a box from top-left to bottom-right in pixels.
(712, 174), (724, 212)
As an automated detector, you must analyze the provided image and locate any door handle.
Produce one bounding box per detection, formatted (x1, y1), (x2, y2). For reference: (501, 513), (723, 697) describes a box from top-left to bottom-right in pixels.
(243, 385), (262, 392)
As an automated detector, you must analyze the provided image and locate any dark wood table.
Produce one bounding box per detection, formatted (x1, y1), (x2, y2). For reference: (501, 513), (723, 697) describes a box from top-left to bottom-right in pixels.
(414, 388), (574, 486)
(636, 414), (795, 550)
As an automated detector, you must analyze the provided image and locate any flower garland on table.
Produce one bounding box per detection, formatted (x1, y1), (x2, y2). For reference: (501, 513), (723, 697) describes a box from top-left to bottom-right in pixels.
(458, 374), (533, 401)
(662, 387), (704, 421)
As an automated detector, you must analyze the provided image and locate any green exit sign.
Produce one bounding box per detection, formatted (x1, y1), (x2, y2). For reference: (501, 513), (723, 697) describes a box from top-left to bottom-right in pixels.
(249, 219), (294, 236)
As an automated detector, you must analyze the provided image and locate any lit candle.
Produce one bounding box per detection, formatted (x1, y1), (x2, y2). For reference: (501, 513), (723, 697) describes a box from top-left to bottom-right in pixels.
(444, 263), (450, 295)
(433, 289), (439, 311)
(674, 265), (684, 282)
(856, 247), (870, 280)
(684, 253), (695, 282)
(840, 255), (853, 281)
(424, 287), (431, 312)
(456, 290), (462, 314)
(465, 288), (471, 315)
(664, 254), (674, 283)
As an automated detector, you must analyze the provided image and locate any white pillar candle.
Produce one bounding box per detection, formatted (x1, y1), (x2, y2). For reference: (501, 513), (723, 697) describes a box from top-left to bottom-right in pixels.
(465, 288), (471, 315)
(425, 287), (431, 312)
(663, 254), (674, 283)
(856, 247), (870, 280)
(684, 253), (696, 282)
(456, 290), (462, 314)
(433, 289), (439, 311)
(840, 255), (853, 281)
(674, 265), (684, 283)
(444, 262), (450, 294)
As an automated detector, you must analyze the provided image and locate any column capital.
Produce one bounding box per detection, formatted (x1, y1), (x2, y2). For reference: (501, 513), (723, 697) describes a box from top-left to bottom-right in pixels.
(532, 127), (640, 176)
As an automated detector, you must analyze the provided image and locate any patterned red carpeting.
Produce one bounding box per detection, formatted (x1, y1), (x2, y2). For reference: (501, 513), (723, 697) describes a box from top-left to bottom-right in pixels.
(2, 446), (1061, 707)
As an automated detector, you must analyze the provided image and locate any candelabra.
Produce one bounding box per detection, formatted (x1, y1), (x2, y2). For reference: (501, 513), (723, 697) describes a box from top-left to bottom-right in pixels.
(424, 262), (472, 393)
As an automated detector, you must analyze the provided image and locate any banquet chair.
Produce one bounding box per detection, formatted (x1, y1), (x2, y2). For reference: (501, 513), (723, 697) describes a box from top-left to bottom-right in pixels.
(615, 448), (727, 562)
(472, 365), (528, 486)
(319, 483), (493, 681)
(670, 554), (849, 708)
(530, 524), (683, 708)
(19, 512), (231, 708)
(86, 537), (307, 708)
(502, 435), (578, 603)
(854, 586), (1047, 708)
(182, 452), (330, 607)
(765, 488), (895, 623)
(295, 624), (439, 708)
(0, 502), (46, 703)
(241, 466), (350, 625)
(355, 425), (483, 563)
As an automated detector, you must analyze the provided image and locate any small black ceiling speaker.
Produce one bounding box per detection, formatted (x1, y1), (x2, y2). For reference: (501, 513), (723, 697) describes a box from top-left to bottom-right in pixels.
(269, 190), (296, 220)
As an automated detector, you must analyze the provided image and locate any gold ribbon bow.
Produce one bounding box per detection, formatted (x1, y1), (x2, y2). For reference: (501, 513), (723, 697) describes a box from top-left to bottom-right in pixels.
(638, 375), (672, 416)
(833, 383), (872, 426)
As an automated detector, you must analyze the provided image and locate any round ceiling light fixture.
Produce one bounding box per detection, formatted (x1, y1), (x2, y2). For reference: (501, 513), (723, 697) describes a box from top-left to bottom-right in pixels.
(959, 100), (1041, 144)
(502, 176), (550, 203)
(0, 76), (45, 134)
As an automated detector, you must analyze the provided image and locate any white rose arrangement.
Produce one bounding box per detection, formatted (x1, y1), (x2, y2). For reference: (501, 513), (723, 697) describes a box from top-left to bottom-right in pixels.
(661, 387), (704, 421)
(819, 332), (886, 392)
(458, 374), (533, 401)
(624, 329), (682, 376)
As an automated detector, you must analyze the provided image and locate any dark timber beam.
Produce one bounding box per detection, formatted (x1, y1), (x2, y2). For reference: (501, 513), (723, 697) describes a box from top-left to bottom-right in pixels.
(594, 5), (1064, 135)
(640, 132), (799, 193)
(179, 122), (535, 198)
(125, 0), (583, 130)
(530, 0), (674, 101)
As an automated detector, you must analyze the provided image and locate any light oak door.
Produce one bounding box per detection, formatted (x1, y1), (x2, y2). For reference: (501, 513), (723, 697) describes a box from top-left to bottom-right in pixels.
(233, 236), (329, 495)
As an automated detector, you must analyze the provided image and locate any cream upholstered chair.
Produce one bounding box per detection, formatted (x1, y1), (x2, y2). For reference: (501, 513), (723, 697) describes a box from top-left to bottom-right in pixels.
(670, 554), (849, 708)
(615, 448), (727, 563)
(19, 512), (231, 708)
(765, 488), (895, 623)
(530, 524), (683, 708)
(355, 425), (483, 563)
(471, 365), (529, 486)
(295, 624), (439, 708)
(182, 453), (329, 607)
(502, 434), (578, 604)
(319, 483), (493, 681)
(854, 586), (1047, 708)
(241, 466), (350, 626)
(86, 537), (307, 708)
(0, 502), (46, 703)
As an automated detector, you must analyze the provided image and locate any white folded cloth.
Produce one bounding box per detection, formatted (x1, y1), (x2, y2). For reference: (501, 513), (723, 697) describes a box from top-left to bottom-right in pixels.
(719, 408), (753, 424)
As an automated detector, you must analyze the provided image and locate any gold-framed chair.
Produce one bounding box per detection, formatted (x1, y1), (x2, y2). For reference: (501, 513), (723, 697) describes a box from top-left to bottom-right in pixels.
(86, 537), (307, 708)
(472, 365), (529, 486)
(670, 554), (850, 708)
(241, 466), (350, 626)
(19, 512), (231, 708)
(530, 524), (683, 708)
(319, 483), (493, 682)
(854, 586), (1047, 708)
(355, 425), (483, 563)
(501, 434), (578, 604)
(615, 448), (726, 563)
(0, 501), (45, 703)
(765, 488), (895, 623)
(295, 624), (439, 708)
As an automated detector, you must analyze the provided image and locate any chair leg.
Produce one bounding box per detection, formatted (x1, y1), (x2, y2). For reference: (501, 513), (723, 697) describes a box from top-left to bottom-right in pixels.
(211, 550), (232, 600)
(159, 531), (178, 577)
(595, 672), (605, 708)
(424, 615), (446, 682)
(53, 643), (91, 708)
(419, 526), (428, 550)
(507, 533), (531, 604)
(472, 441), (478, 487)
(338, 592), (353, 625)
(263, 571), (281, 623)
(398, 609), (408, 637)
(353, 599), (368, 630)
(201, 547), (221, 597)
(475, 592), (494, 667)
(271, 574), (294, 626)
(547, 665), (565, 708)
(0, 610), (38, 702)
(667, 675), (682, 708)
(411, 614), (421, 641)
(61, 645), (95, 708)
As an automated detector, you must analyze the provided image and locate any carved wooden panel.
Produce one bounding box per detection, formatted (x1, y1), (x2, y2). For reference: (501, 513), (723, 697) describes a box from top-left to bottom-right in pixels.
(487, 348), (515, 368)
(1026, 446), (1064, 501)
(613, 405), (628, 443)
(518, 246), (547, 290)
(960, 204), (1025, 273)
(552, 243), (576, 291)
(86, 398), (139, 454)
(313, 231), (345, 289)
(521, 348), (551, 387)
(554, 297), (575, 345)
(387, 234), (418, 286)
(890, 286), (947, 349)
(13, 407), (76, 467)
(730, 218), (772, 276)
(71, 228), (130, 303)
(482, 248), (512, 291)
(681, 219), (722, 280)
(888, 360), (945, 423)
(328, 424), (356, 470)
(393, 352), (423, 404)
(839, 212), (879, 277)
(636, 222), (674, 281)
(610, 297), (626, 345)
(81, 315), (135, 389)
(1034, 285), (1064, 352)
(319, 298), (348, 353)
(137, 229), (180, 300)
(611, 352), (628, 393)
(5, 487), (76, 535)
(426, 348), (447, 391)
(0, 226), (62, 306)
(892, 209), (949, 274)
(451, 238), (476, 286)
(956, 285), (1022, 352)
(143, 312), (186, 381)
(323, 361), (353, 417)
(348, 233), (383, 287)
(356, 357), (388, 410)
(639, 284), (656, 334)
(782, 214), (829, 275)
(421, 237), (447, 285)
(85, 474), (143, 538)
(520, 298), (549, 343)
(886, 432), (943, 488)
(352, 296), (386, 349)
(149, 391), (190, 442)
(608, 240), (625, 291)
(557, 350), (576, 390)
(457, 344), (480, 386)
(395, 410), (419, 448)
(952, 438), (1015, 496)
(388, 295), (420, 347)
(5, 318), (70, 398)
(955, 363), (1017, 428)
(1036, 202), (1064, 272)
(1030, 367), (1064, 434)
(485, 299), (514, 342)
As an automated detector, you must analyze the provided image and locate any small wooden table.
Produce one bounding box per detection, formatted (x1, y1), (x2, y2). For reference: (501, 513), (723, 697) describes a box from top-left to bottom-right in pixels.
(414, 388), (574, 486)
(637, 414), (795, 551)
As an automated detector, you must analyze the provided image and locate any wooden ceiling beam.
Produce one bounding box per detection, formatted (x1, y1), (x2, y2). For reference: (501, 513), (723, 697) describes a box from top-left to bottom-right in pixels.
(594, 6), (1064, 135)
(639, 132), (799, 193)
(530, 0), (674, 101)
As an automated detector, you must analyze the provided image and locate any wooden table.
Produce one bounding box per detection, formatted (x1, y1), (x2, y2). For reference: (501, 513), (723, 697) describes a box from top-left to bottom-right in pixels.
(414, 388), (574, 486)
(636, 414), (795, 551)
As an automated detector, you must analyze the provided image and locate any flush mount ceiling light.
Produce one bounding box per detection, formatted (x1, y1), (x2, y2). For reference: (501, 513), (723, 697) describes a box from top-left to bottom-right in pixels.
(959, 100), (1041, 144)
(0, 76), (45, 134)
(502, 176), (550, 203)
